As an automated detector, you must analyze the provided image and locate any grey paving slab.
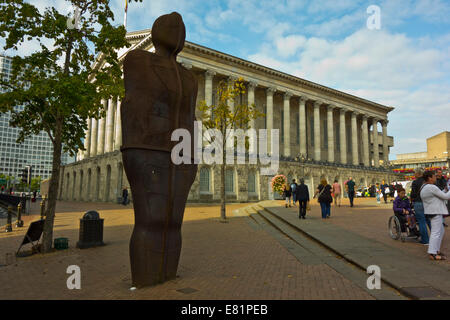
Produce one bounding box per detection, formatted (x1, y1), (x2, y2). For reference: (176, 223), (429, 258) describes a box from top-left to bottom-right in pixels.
(251, 208), (406, 300)
(259, 204), (450, 299)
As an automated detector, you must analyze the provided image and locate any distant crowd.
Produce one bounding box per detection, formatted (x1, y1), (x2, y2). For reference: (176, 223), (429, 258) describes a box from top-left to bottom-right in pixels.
(281, 168), (450, 261)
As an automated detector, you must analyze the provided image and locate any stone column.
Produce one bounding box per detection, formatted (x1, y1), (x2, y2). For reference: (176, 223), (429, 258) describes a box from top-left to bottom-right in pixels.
(339, 108), (347, 164)
(299, 96), (307, 157)
(248, 81), (257, 129)
(313, 100), (322, 161)
(362, 115), (370, 167)
(372, 118), (379, 167)
(114, 97), (122, 150)
(283, 92), (292, 157)
(105, 98), (115, 153)
(90, 118), (98, 157)
(84, 118), (91, 159)
(205, 70), (215, 108)
(97, 99), (107, 155)
(266, 87), (276, 154)
(351, 111), (359, 165)
(327, 105), (335, 163)
(382, 120), (389, 165)
(227, 76), (237, 113)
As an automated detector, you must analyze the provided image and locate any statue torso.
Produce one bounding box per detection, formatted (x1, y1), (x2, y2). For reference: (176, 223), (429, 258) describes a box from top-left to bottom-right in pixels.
(121, 49), (198, 153)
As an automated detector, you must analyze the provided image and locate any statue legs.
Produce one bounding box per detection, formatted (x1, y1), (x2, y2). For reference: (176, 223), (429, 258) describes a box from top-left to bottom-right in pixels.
(122, 149), (197, 287)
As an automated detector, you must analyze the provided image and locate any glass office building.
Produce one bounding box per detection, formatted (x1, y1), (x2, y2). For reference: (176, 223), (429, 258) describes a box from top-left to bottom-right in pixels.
(0, 54), (74, 180)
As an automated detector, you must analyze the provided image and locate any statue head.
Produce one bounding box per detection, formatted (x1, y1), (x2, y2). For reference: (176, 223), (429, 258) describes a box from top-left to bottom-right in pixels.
(151, 12), (186, 58)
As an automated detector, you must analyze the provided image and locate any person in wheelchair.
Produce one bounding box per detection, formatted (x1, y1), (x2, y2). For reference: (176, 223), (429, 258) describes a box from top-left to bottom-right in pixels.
(393, 187), (420, 236)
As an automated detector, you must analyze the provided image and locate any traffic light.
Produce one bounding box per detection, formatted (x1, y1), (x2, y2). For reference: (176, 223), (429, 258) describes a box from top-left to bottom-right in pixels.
(20, 168), (28, 184)
(20, 166), (32, 186)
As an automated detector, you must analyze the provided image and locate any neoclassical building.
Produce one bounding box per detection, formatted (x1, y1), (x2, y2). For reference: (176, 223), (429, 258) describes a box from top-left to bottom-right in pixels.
(58, 28), (401, 203)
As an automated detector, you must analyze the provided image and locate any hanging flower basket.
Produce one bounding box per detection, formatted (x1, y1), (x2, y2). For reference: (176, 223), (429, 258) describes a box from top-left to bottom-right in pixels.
(271, 174), (287, 196)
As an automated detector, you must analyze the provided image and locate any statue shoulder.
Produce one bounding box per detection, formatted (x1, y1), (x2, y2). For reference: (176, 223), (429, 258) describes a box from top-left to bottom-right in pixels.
(123, 49), (157, 72)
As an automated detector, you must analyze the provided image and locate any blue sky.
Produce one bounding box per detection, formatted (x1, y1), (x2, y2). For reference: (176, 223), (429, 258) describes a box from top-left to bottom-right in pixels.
(7, 0), (450, 159)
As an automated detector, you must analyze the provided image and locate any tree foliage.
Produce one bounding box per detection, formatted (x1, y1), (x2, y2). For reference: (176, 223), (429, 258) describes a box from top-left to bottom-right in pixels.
(0, 0), (140, 252)
(197, 77), (264, 220)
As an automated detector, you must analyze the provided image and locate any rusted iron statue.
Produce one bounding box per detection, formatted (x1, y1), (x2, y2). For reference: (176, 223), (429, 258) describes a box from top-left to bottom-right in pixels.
(121, 12), (198, 287)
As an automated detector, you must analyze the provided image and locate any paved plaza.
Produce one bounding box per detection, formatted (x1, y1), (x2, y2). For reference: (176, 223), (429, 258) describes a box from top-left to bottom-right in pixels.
(0, 197), (448, 300)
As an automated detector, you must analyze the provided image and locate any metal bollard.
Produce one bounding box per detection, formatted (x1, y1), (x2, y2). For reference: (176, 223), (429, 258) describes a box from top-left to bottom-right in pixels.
(16, 203), (24, 227)
(5, 206), (12, 232)
(40, 199), (45, 220)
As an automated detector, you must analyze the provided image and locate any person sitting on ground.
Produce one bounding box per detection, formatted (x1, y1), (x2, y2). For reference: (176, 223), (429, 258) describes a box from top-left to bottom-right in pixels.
(393, 187), (418, 235)
(283, 184), (292, 208)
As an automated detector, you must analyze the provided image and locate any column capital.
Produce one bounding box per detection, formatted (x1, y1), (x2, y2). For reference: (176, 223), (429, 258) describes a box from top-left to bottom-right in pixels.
(339, 107), (348, 115)
(351, 110), (360, 117)
(227, 74), (239, 83)
(298, 95), (309, 102)
(247, 80), (258, 89)
(313, 99), (323, 107)
(266, 87), (276, 95)
(283, 91), (293, 100)
(381, 119), (389, 126)
(362, 114), (369, 120)
(182, 62), (192, 69)
(327, 104), (336, 112)
(205, 69), (216, 78)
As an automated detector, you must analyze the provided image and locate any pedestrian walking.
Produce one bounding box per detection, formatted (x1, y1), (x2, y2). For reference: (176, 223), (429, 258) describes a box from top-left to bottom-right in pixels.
(314, 179), (333, 219)
(346, 177), (356, 207)
(376, 185), (381, 204)
(283, 184), (292, 208)
(380, 180), (389, 204)
(420, 170), (450, 260)
(410, 168), (430, 245)
(331, 179), (341, 207)
(296, 179), (310, 219)
(290, 179), (298, 208)
(122, 187), (129, 206)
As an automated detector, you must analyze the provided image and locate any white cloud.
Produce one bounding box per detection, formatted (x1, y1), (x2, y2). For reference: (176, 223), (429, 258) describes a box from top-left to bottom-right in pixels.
(246, 27), (450, 157)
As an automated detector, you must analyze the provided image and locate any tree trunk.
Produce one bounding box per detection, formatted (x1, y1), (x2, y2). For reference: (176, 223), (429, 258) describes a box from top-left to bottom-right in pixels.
(41, 115), (63, 253)
(220, 162), (226, 221)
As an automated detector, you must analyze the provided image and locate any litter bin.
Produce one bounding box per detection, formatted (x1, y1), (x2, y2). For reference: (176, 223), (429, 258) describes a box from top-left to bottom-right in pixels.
(76, 210), (105, 249)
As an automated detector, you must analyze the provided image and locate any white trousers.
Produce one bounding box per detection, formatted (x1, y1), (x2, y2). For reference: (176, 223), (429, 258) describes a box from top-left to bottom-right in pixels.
(428, 215), (445, 255)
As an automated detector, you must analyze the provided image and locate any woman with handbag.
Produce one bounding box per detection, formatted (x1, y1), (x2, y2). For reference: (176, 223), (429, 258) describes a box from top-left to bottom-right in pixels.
(283, 184), (292, 208)
(314, 179), (333, 219)
(295, 179), (310, 219)
(420, 170), (450, 260)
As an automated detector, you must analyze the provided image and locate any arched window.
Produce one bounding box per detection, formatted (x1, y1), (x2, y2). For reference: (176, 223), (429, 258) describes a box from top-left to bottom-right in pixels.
(199, 167), (210, 193)
(225, 169), (234, 193)
(248, 171), (256, 193)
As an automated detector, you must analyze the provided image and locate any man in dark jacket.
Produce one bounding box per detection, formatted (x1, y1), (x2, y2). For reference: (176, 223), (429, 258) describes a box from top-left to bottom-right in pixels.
(122, 187), (129, 206)
(410, 168), (430, 244)
(296, 179), (310, 219)
(380, 180), (389, 203)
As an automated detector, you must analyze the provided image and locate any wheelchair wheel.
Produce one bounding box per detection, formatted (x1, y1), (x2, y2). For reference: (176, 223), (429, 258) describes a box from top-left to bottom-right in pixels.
(388, 215), (402, 240)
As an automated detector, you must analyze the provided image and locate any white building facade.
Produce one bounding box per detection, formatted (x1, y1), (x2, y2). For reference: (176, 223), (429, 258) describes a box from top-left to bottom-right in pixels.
(59, 29), (401, 203)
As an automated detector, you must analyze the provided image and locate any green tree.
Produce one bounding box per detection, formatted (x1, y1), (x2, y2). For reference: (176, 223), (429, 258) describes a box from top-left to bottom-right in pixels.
(0, 0), (141, 253)
(31, 176), (42, 192)
(197, 78), (264, 221)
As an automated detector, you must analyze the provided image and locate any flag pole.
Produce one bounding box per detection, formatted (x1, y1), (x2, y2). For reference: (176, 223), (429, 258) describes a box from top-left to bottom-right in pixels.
(124, 0), (128, 30)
